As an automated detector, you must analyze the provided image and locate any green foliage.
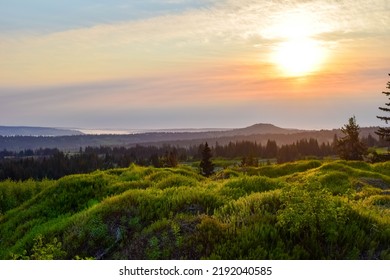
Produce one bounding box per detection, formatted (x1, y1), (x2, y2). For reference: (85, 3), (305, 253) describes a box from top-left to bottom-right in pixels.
(216, 190), (282, 225)
(155, 174), (197, 189)
(336, 116), (367, 160)
(199, 142), (214, 177)
(373, 161), (390, 176)
(0, 179), (53, 214)
(376, 73), (390, 142)
(277, 186), (347, 235)
(11, 234), (66, 260)
(221, 176), (285, 199)
(1, 160), (389, 260)
(248, 160), (322, 178)
(213, 168), (241, 180)
(317, 171), (351, 195)
(212, 158), (239, 169)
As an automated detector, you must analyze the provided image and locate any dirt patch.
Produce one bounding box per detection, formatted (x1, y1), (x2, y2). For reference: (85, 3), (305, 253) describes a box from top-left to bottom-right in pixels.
(359, 178), (390, 190)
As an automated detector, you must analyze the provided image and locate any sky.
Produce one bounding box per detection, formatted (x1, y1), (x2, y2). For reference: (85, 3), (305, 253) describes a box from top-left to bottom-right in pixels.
(1, 0), (389, 130)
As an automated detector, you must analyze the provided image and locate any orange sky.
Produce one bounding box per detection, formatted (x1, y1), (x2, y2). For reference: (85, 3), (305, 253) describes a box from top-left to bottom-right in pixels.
(0, 0), (389, 129)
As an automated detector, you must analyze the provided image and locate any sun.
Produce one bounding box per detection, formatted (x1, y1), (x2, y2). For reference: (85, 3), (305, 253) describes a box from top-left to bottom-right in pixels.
(262, 10), (329, 77)
(272, 38), (326, 77)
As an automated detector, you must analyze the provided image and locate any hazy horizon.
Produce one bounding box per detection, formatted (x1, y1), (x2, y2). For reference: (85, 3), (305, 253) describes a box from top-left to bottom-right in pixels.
(0, 121), (381, 135)
(1, 0), (389, 130)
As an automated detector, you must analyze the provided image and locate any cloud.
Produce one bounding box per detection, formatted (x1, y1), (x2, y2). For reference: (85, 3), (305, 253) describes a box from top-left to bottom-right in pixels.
(0, 0), (217, 34)
(0, 0), (389, 128)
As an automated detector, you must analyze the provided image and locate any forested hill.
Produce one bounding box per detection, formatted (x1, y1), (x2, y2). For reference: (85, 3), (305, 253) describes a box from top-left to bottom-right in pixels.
(0, 126), (83, 137)
(0, 123), (381, 151)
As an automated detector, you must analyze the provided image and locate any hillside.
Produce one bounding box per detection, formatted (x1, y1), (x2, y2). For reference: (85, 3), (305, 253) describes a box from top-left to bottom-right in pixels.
(0, 126), (84, 137)
(0, 123), (382, 151)
(0, 160), (389, 260)
(227, 123), (302, 136)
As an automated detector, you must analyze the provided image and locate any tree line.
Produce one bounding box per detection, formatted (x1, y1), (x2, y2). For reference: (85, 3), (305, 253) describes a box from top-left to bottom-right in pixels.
(1, 73), (389, 181)
(0, 132), (385, 181)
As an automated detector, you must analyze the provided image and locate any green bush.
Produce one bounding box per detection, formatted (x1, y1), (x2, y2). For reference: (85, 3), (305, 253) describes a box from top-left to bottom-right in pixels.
(252, 160), (322, 178)
(0, 179), (53, 214)
(318, 171), (351, 195)
(221, 176), (284, 199)
(11, 234), (66, 260)
(1, 160), (389, 260)
(155, 174), (197, 189)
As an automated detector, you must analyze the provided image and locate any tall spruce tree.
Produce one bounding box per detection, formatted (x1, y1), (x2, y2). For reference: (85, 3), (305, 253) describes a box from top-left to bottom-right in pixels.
(336, 116), (367, 160)
(199, 142), (214, 177)
(376, 74), (390, 142)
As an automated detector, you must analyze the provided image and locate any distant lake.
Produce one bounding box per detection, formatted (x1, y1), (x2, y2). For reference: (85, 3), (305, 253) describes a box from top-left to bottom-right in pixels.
(77, 128), (229, 135)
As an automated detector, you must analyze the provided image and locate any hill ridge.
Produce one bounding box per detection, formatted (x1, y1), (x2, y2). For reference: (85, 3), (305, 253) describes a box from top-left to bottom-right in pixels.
(0, 126), (84, 137)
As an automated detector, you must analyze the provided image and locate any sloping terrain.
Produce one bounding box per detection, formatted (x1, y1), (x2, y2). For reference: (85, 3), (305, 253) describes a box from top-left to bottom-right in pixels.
(0, 126), (83, 136)
(0, 160), (389, 260)
(0, 123), (380, 151)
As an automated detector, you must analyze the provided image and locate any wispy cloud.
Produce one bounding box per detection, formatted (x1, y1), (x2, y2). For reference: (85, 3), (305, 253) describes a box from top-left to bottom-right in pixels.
(0, 0), (389, 128)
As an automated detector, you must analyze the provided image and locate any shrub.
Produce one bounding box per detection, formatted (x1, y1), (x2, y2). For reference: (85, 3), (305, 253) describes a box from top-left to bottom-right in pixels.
(318, 171), (351, 195)
(155, 174), (197, 189)
(11, 234), (66, 260)
(221, 176), (284, 199)
(252, 160), (322, 178)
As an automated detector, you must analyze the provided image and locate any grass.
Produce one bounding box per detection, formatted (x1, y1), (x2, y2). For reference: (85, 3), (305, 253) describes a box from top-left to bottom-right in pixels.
(0, 159), (389, 260)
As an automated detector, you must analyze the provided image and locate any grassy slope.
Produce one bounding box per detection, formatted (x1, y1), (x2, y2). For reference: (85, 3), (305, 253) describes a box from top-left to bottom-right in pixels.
(0, 160), (389, 260)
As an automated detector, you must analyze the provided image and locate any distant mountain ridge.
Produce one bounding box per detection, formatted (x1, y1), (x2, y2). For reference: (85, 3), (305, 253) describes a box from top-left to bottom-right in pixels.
(0, 126), (84, 137)
(0, 123), (381, 151)
(0, 123), (297, 137)
(224, 123), (303, 136)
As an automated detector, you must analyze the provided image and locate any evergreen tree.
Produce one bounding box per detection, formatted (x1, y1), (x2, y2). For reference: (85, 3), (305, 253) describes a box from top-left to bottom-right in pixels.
(149, 154), (161, 167)
(277, 144), (299, 163)
(336, 116), (367, 160)
(167, 150), (178, 167)
(332, 134), (339, 153)
(199, 142), (214, 177)
(161, 150), (178, 167)
(264, 140), (278, 158)
(376, 74), (390, 143)
(240, 154), (258, 167)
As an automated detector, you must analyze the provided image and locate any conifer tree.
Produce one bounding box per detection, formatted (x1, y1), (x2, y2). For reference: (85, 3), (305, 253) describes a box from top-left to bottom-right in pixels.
(376, 74), (390, 142)
(264, 140), (278, 158)
(162, 150), (178, 167)
(199, 142), (214, 177)
(336, 116), (367, 160)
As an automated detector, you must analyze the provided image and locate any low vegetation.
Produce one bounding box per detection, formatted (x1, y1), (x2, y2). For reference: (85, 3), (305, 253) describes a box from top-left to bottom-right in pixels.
(0, 160), (389, 260)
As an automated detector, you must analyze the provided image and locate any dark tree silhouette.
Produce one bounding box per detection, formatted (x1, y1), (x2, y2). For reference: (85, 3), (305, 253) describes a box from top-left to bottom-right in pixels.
(264, 140), (278, 158)
(376, 74), (390, 143)
(199, 142), (214, 177)
(336, 116), (367, 160)
(161, 150), (178, 167)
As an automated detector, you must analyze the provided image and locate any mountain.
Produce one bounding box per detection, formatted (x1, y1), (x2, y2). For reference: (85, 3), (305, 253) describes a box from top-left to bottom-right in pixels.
(223, 123), (303, 136)
(0, 126), (84, 137)
(77, 123), (296, 136)
(0, 123), (381, 151)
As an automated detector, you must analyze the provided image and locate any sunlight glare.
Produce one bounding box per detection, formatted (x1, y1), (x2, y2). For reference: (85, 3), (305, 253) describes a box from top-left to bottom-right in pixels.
(263, 10), (329, 77)
(272, 39), (326, 77)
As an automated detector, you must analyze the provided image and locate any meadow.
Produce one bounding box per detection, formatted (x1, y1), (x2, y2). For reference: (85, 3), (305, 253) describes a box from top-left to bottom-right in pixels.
(0, 159), (389, 260)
